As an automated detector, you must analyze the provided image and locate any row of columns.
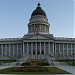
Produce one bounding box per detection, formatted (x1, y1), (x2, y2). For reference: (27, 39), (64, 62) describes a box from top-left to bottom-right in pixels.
(23, 42), (54, 55)
(0, 42), (75, 57)
(23, 42), (75, 56)
(54, 43), (75, 55)
(0, 44), (22, 56)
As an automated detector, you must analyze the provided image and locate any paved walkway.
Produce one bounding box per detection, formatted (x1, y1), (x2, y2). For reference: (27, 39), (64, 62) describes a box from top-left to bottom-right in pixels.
(0, 66), (14, 70)
(46, 55), (75, 75)
(53, 62), (75, 74)
(56, 65), (75, 74)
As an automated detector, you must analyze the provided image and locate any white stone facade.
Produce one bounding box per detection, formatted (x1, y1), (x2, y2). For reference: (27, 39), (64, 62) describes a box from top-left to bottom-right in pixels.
(0, 3), (75, 60)
(0, 36), (75, 60)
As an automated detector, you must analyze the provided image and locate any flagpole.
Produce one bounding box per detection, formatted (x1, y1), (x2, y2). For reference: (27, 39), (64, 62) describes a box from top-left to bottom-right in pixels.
(35, 25), (38, 60)
(36, 27), (38, 60)
(34, 27), (36, 60)
(37, 33), (38, 60)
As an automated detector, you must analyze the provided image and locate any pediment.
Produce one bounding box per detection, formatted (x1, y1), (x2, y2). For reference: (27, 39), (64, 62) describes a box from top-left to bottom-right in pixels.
(27, 35), (50, 40)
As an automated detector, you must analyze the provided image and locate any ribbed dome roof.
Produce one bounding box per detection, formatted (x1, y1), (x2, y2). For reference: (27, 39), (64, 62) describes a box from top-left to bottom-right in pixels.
(31, 3), (46, 17)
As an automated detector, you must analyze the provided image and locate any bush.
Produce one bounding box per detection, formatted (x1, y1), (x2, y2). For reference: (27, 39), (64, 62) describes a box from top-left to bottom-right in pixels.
(21, 60), (49, 66)
(37, 62), (49, 66)
(21, 62), (31, 66)
(36, 61), (48, 66)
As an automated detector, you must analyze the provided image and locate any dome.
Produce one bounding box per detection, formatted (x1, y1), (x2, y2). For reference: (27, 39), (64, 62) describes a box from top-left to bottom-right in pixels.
(31, 3), (46, 17)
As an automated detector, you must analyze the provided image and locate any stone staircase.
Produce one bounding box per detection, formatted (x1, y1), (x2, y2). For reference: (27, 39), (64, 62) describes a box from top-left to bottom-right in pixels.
(30, 55), (46, 60)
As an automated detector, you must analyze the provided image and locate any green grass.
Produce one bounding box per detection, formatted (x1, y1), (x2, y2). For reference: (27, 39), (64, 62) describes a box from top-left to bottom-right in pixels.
(59, 60), (75, 66)
(47, 67), (70, 74)
(0, 67), (70, 74)
(0, 60), (16, 63)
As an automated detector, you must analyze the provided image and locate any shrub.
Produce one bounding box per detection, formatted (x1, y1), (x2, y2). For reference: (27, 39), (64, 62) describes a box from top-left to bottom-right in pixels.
(37, 62), (49, 66)
(21, 62), (31, 66)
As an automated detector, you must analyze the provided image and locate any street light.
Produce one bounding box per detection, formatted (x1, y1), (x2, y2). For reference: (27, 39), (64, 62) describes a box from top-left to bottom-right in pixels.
(73, 53), (74, 66)
(59, 52), (62, 60)
(45, 54), (46, 60)
(59, 53), (60, 61)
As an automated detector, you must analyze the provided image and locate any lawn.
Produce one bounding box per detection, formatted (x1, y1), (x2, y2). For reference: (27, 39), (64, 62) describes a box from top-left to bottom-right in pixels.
(47, 67), (70, 74)
(0, 60), (16, 63)
(0, 67), (70, 74)
(59, 60), (75, 66)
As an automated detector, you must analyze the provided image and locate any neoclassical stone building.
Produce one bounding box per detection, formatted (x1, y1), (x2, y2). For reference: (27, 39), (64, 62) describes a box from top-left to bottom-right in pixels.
(0, 3), (75, 60)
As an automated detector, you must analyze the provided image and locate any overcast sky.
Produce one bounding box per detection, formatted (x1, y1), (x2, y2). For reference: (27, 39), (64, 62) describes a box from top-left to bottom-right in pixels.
(0, 0), (74, 38)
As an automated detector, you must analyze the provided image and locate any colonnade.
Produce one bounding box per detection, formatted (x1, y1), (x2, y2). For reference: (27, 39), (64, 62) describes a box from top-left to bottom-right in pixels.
(0, 42), (75, 58)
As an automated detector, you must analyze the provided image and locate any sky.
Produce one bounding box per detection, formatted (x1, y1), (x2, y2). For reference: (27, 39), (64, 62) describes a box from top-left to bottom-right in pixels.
(0, 0), (74, 38)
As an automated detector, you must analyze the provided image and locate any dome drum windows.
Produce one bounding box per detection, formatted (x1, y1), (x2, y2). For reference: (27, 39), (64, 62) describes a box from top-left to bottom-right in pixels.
(28, 26), (31, 33)
(28, 23), (49, 34)
(45, 25), (49, 33)
(41, 24), (45, 32)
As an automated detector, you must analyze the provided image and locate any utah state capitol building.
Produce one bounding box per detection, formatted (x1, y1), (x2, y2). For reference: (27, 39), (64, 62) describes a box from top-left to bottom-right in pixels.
(0, 3), (75, 60)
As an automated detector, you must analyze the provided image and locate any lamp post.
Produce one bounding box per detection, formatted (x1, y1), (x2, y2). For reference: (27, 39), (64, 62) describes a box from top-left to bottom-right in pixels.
(73, 53), (74, 66)
(59, 52), (62, 60)
(59, 53), (60, 61)
(45, 54), (46, 60)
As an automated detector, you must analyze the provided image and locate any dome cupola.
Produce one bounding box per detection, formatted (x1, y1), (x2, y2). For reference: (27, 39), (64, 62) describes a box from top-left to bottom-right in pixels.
(31, 3), (46, 17)
(28, 3), (50, 35)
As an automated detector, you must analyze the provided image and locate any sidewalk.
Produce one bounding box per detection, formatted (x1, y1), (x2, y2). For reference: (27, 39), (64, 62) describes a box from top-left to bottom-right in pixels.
(0, 66), (13, 70)
(53, 62), (75, 74)
(46, 55), (75, 75)
(0, 62), (17, 70)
